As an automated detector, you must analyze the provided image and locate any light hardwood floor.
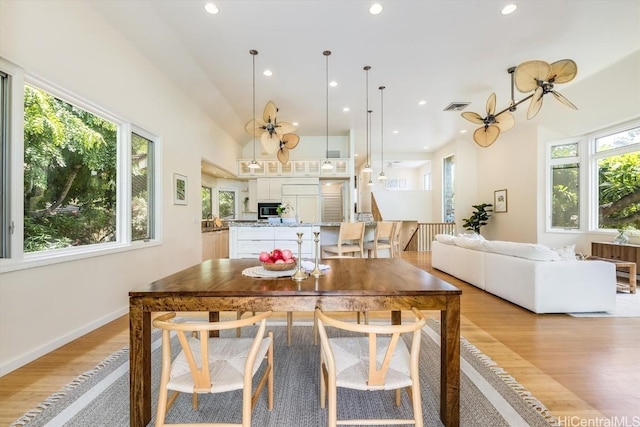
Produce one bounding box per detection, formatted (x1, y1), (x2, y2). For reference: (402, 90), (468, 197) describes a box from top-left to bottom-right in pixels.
(1, 252), (638, 425)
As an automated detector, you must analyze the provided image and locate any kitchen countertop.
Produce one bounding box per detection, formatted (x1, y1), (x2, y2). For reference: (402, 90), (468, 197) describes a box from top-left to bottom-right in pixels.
(226, 221), (376, 227)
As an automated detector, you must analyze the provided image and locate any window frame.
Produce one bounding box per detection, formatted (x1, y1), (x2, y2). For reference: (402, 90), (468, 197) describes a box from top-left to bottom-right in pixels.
(545, 118), (640, 235)
(0, 63), (162, 273)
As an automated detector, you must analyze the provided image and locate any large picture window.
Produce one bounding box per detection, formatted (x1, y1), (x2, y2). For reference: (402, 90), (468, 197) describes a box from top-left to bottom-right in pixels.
(0, 62), (160, 269)
(547, 121), (639, 233)
(593, 125), (640, 230)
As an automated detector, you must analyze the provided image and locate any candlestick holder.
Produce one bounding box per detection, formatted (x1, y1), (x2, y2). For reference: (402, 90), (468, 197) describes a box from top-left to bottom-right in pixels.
(310, 231), (323, 277)
(291, 232), (308, 281)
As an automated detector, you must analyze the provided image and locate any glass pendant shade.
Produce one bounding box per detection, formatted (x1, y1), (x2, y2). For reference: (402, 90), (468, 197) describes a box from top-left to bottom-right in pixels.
(248, 159), (260, 169)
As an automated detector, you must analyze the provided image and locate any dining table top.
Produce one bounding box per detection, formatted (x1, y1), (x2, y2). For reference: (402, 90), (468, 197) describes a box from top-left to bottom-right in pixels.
(130, 257), (462, 297)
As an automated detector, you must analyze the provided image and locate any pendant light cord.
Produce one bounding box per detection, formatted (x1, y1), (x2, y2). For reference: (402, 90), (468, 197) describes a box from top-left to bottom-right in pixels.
(325, 51), (330, 160)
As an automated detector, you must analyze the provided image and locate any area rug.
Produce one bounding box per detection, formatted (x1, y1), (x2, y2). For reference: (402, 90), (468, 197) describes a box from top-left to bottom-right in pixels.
(11, 319), (558, 426)
(568, 292), (640, 317)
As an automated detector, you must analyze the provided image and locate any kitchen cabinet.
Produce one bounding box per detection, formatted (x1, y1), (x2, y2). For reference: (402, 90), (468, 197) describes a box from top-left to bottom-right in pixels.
(237, 159), (351, 178)
(229, 225), (318, 259)
(256, 178), (283, 201)
(281, 195), (320, 223)
(202, 229), (229, 261)
(247, 180), (257, 212)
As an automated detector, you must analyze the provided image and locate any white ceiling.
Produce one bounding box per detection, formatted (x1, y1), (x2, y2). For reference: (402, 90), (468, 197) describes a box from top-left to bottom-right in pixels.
(90, 0), (639, 165)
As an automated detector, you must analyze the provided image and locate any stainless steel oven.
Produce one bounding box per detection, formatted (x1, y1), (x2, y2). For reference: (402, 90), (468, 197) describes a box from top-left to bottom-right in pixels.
(258, 202), (280, 219)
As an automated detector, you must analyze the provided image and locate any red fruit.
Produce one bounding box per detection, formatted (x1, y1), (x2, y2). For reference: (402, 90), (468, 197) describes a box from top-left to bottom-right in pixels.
(275, 259), (285, 264)
(259, 251), (270, 262)
(263, 258), (274, 264)
(284, 258), (295, 264)
(271, 249), (283, 260)
(281, 249), (293, 260)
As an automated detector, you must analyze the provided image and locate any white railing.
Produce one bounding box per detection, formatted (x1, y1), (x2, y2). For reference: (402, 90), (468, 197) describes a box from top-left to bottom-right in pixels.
(416, 222), (456, 251)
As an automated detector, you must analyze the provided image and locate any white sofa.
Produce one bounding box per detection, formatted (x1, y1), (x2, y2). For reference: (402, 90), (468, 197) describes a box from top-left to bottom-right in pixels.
(431, 235), (616, 314)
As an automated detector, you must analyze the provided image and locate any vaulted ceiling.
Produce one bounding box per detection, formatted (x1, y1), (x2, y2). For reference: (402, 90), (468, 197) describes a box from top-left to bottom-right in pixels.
(91, 0), (639, 163)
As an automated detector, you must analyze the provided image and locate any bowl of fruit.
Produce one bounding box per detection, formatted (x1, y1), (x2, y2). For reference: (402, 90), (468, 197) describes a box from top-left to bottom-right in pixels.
(259, 249), (297, 271)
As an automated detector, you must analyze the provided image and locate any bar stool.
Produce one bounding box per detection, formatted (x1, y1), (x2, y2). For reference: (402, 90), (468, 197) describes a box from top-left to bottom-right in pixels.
(321, 222), (365, 258)
(363, 221), (395, 258)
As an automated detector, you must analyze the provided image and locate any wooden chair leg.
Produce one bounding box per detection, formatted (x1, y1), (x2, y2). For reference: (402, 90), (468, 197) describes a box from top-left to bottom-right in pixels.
(287, 311), (293, 346)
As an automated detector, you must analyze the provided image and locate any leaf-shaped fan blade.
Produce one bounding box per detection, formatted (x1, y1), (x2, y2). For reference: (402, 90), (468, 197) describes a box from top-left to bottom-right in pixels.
(275, 121), (296, 136)
(263, 101), (278, 124)
(282, 133), (300, 149)
(260, 132), (280, 155)
(495, 111), (515, 133)
(515, 60), (552, 93)
(486, 92), (496, 116)
(473, 126), (500, 148)
(277, 148), (290, 165)
(550, 59), (577, 84)
(461, 111), (484, 124)
(552, 91), (578, 110)
(527, 87), (544, 120)
(245, 119), (266, 137)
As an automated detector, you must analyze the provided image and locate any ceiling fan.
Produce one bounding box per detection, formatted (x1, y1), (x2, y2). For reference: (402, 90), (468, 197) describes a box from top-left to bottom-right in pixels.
(514, 59), (578, 119)
(276, 133), (300, 164)
(245, 101), (297, 156)
(462, 59), (577, 147)
(461, 93), (515, 147)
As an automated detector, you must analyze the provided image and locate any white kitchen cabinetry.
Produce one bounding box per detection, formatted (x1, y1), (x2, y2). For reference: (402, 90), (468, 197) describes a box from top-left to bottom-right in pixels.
(256, 178), (283, 201)
(230, 225), (318, 259)
(237, 159), (351, 178)
(281, 195), (319, 223)
(247, 180), (257, 212)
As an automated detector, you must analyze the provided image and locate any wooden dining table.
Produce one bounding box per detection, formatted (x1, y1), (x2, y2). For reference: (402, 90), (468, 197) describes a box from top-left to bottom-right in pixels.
(129, 257), (461, 426)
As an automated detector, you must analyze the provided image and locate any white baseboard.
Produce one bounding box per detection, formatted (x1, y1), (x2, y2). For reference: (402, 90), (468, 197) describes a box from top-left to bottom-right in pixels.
(0, 306), (128, 377)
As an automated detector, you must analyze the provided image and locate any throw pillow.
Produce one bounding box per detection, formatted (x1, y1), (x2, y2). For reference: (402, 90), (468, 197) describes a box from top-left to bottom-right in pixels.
(552, 244), (577, 261)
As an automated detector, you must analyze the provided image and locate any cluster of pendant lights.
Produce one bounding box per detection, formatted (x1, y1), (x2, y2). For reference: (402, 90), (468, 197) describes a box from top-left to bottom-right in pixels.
(363, 66), (387, 185)
(248, 49), (387, 177)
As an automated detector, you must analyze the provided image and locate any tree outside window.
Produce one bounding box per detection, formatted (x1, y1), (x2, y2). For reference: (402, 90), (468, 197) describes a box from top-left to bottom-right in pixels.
(218, 190), (235, 219)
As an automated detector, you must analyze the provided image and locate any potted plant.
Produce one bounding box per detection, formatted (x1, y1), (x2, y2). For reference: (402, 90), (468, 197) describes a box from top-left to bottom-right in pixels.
(462, 203), (493, 235)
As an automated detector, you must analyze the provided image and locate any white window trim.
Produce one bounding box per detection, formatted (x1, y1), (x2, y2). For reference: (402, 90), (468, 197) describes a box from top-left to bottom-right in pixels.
(0, 64), (162, 274)
(545, 118), (640, 235)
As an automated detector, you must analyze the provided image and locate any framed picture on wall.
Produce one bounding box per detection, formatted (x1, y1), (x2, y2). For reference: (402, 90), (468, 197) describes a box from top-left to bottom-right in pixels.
(494, 189), (507, 213)
(173, 173), (188, 205)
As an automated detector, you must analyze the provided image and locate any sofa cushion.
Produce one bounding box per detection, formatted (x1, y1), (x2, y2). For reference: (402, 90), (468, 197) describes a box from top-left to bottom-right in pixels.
(435, 234), (457, 245)
(482, 240), (561, 261)
(454, 237), (486, 251)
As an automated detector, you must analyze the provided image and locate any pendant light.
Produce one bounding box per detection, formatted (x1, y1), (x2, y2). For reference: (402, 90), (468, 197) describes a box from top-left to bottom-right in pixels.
(378, 86), (387, 181)
(248, 49), (261, 169)
(362, 66), (372, 173)
(321, 50), (334, 170)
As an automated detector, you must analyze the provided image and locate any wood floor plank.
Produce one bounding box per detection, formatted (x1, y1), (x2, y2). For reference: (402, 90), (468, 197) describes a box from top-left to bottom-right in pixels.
(1, 252), (638, 425)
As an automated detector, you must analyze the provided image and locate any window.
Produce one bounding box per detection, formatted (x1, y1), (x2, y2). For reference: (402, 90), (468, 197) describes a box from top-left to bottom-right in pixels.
(202, 186), (212, 219)
(0, 64), (160, 269)
(593, 125), (640, 230)
(547, 121), (640, 232)
(218, 189), (236, 219)
(549, 142), (581, 229)
(131, 131), (155, 241)
(442, 155), (454, 223)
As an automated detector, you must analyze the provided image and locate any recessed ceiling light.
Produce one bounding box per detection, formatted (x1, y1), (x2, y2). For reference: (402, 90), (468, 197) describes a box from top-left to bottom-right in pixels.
(369, 3), (383, 15)
(292, 122), (299, 126)
(329, 81), (338, 87)
(392, 130), (399, 134)
(354, 153), (359, 157)
(501, 4), (517, 15)
(204, 3), (219, 14)
(263, 69), (272, 77)
(423, 146), (429, 150)
(342, 107), (350, 112)
(460, 130), (467, 134)
(418, 100), (427, 106)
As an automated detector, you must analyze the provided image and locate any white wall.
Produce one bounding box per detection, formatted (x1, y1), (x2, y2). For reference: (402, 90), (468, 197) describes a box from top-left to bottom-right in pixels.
(0, 1), (241, 374)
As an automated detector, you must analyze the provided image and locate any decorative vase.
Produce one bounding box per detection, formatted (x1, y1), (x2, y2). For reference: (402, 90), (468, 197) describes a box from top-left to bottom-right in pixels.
(613, 230), (629, 245)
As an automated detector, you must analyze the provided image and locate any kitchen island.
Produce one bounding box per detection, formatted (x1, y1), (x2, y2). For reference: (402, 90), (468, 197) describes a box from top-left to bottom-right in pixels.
(228, 221), (377, 259)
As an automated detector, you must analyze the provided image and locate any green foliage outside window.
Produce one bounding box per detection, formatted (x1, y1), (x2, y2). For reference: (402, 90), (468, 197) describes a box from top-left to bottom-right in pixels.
(23, 85), (117, 252)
